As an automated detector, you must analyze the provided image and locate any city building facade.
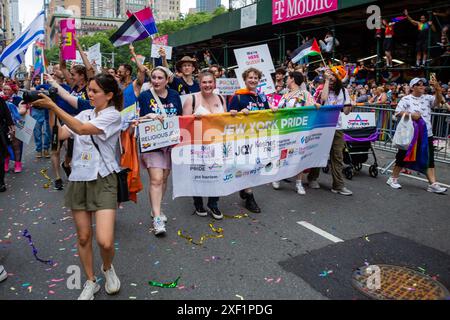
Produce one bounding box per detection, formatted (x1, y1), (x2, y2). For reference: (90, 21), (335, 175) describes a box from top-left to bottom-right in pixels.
(196, 0), (221, 13)
(150, 0), (180, 22)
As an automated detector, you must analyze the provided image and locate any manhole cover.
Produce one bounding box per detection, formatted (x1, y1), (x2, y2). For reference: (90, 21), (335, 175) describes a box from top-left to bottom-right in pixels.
(352, 264), (450, 300)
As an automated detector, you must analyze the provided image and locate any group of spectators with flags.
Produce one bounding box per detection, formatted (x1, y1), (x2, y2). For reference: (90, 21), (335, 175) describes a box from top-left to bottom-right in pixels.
(0, 6), (449, 300)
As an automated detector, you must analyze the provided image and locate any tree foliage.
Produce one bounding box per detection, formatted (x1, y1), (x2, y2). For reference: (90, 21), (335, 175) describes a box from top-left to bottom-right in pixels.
(44, 6), (227, 68)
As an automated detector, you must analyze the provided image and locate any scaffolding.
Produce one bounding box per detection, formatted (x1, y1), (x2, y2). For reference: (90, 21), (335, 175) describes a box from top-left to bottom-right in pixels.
(173, 1), (449, 83)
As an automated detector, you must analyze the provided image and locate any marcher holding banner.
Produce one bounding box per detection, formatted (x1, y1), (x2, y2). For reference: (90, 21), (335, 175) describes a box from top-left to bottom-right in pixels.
(182, 71), (227, 220)
(229, 67), (271, 213)
(307, 69), (353, 196)
(136, 67), (183, 236)
(271, 71), (318, 194)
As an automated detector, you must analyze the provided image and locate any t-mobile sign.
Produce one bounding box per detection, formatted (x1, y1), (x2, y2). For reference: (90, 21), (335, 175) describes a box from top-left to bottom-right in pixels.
(272, 0), (339, 25)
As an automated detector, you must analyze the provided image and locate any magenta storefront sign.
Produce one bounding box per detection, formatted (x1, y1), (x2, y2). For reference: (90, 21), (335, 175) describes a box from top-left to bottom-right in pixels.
(272, 0), (339, 25)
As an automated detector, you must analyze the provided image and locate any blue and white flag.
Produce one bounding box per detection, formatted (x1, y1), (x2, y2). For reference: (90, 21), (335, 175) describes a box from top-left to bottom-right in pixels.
(0, 10), (45, 77)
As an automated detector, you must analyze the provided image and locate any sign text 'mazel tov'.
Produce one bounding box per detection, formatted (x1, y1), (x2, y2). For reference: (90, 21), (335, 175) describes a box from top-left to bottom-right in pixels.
(272, 0), (339, 25)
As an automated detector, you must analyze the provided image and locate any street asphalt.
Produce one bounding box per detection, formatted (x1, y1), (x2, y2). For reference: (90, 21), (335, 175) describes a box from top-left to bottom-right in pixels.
(0, 141), (449, 300)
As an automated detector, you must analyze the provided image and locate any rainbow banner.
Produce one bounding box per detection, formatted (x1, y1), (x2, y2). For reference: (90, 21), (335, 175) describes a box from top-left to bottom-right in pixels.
(171, 106), (341, 198)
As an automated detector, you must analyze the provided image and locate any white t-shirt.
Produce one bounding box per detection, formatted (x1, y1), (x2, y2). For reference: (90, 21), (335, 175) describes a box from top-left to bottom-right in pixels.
(66, 107), (122, 181)
(324, 88), (350, 130)
(395, 94), (435, 137)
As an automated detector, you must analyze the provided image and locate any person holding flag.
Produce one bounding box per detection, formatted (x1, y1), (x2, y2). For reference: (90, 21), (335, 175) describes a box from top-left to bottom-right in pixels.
(307, 68), (353, 196)
(404, 9), (436, 67)
(0, 10), (45, 78)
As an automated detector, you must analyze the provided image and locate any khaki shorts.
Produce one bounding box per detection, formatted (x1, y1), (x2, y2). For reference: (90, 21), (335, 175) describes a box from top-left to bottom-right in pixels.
(64, 174), (117, 211)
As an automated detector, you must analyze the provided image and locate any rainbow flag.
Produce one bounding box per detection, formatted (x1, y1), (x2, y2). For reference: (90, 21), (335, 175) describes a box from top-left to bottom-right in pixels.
(391, 16), (406, 23)
(32, 41), (45, 79)
(404, 119), (429, 174)
(126, 7), (158, 41)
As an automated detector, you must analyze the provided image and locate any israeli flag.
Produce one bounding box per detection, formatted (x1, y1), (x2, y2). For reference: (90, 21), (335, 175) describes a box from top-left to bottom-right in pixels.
(0, 10), (45, 78)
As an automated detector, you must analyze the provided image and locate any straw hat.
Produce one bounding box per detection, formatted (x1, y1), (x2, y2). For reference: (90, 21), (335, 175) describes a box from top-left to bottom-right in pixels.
(175, 56), (198, 72)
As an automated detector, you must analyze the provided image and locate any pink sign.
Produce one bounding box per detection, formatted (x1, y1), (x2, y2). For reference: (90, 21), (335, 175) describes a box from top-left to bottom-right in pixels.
(266, 93), (283, 108)
(272, 0), (338, 25)
(60, 19), (76, 60)
(153, 34), (168, 46)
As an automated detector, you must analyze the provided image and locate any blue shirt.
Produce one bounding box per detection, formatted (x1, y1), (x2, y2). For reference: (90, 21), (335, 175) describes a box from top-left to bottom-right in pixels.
(169, 77), (200, 95)
(10, 95), (22, 107)
(77, 98), (94, 112)
(228, 93), (270, 112)
(138, 89), (182, 117)
(123, 82), (137, 110)
(70, 85), (88, 100)
(36, 83), (77, 115)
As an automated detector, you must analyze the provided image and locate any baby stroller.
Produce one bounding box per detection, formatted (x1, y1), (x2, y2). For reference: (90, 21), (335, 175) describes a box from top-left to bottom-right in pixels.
(341, 126), (379, 179)
(322, 127), (379, 179)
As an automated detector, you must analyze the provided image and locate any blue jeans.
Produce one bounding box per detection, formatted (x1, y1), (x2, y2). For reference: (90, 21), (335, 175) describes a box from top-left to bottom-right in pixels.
(32, 109), (50, 152)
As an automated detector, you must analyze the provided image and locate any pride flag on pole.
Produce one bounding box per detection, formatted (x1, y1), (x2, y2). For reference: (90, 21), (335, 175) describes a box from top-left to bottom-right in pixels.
(32, 41), (45, 79)
(126, 7), (158, 39)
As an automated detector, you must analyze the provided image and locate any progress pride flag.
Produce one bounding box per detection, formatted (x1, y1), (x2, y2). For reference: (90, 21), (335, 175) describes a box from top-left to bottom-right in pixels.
(272, 0), (338, 25)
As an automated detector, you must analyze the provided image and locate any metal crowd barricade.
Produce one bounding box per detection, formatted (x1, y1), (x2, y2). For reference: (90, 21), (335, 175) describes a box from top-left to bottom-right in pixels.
(352, 104), (450, 168)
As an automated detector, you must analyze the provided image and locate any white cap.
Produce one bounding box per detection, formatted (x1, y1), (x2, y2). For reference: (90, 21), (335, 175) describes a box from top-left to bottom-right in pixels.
(409, 77), (427, 87)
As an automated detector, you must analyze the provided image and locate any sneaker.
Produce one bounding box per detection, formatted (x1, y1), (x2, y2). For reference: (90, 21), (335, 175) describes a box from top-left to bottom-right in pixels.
(77, 280), (100, 300)
(331, 187), (353, 196)
(308, 180), (320, 189)
(61, 162), (71, 178)
(427, 183), (447, 194)
(0, 265), (7, 282)
(14, 162), (22, 173)
(208, 206), (223, 220)
(296, 181), (306, 195)
(54, 179), (63, 191)
(386, 177), (402, 189)
(194, 205), (208, 217)
(153, 217), (166, 235)
(245, 193), (261, 213)
(101, 264), (121, 294)
(0, 185), (6, 193)
(36, 151), (42, 158)
(151, 211), (167, 223)
(43, 150), (50, 158)
(272, 181), (280, 190)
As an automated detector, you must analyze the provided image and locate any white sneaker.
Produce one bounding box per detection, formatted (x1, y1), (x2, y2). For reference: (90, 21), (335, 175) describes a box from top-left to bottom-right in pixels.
(153, 217), (166, 236)
(386, 177), (402, 189)
(0, 265), (7, 282)
(331, 187), (353, 196)
(272, 181), (280, 190)
(101, 264), (121, 295)
(78, 280), (100, 300)
(151, 211), (167, 223)
(427, 183), (447, 194)
(308, 180), (320, 189)
(296, 181), (306, 195)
